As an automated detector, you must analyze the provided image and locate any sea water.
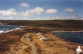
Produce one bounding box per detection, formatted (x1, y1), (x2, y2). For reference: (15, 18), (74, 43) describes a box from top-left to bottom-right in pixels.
(53, 32), (83, 44)
(0, 25), (19, 33)
(0, 25), (19, 31)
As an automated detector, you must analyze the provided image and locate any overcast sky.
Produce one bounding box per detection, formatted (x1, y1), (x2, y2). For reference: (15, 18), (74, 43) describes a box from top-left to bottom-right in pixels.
(0, 0), (83, 20)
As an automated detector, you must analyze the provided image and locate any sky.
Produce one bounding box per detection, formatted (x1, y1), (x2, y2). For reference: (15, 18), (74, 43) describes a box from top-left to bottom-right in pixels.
(0, 0), (83, 20)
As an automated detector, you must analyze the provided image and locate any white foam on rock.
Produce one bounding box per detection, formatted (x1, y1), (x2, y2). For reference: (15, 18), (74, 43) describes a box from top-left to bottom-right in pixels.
(0, 30), (4, 33)
(0, 27), (22, 34)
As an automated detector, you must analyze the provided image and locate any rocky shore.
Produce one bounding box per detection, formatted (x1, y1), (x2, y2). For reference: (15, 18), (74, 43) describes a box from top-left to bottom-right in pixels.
(0, 26), (82, 54)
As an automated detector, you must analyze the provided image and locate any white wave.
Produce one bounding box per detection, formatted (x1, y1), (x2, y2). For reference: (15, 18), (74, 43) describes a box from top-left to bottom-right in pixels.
(4, 30), (13, 33)
(0, 30), (4, 33)
(5, 27), (21, 32)
(15, 28), (21, 30)
(0, 27), (22, 34)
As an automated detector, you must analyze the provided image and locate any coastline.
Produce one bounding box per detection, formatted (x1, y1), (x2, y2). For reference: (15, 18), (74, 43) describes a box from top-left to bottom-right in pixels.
(0, 26), (82, 54)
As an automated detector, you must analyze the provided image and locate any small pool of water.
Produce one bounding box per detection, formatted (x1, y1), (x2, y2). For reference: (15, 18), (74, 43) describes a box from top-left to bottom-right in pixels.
(53, 32), (83, 44)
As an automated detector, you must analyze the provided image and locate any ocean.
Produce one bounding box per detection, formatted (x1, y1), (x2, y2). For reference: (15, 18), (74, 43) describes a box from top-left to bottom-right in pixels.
(0, 25), (19, 31)
(0, 25), (20, 33)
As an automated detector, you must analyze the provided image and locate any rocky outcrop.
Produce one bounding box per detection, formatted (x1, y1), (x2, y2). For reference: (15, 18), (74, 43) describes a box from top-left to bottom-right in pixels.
(0, 28), (82, 54)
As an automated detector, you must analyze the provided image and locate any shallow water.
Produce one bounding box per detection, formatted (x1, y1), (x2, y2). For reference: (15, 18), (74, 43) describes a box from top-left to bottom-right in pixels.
(53, 32), (83, 44)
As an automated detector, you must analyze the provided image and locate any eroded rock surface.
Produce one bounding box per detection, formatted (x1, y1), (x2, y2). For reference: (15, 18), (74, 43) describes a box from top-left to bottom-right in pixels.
(0, 28), (82, 54)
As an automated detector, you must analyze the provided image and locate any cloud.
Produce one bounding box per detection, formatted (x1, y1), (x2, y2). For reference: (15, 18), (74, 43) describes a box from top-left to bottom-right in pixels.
(0, 8), (58, 17)
(46, 9), (58, 14)
(0, 8), (32, 16)
(15, 7), (45, 16)
(19, 11), (32, 16)
(19, 2), (29, 7)
(64, 8), (81, 18)
(64, 8), (75, 13)
(0, 8), (16, 16)
(30, 7), (45, 15)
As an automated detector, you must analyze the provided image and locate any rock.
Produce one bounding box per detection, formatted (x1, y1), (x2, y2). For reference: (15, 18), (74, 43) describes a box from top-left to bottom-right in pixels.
(0, 28), (82, 54)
